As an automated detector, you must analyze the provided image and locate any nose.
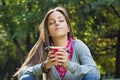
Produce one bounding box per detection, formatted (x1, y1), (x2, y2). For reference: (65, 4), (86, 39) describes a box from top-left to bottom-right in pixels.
(55, 20), (60, 26)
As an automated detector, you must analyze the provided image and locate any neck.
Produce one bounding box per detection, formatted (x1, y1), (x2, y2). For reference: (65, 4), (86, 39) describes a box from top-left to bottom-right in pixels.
(52, 36), (68, 47)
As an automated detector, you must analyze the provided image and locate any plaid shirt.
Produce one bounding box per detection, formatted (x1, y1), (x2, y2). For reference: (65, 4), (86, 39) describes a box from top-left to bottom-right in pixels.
(55, 38), (76, 80)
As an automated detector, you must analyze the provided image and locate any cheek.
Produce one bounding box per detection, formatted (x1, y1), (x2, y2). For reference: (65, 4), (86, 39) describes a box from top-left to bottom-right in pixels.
(48, 27), (54, 36)
(65, 24), (70, 32)
(63, 22), (69, 30)
(67, 26), (70, 32)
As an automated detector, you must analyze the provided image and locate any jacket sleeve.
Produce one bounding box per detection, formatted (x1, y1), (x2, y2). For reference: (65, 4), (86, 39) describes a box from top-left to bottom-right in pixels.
(18, 63), (43, 79)
(66, 39), (100, 79)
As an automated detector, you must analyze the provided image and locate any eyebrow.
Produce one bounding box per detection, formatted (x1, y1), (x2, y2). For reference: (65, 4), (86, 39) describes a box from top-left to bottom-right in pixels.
(48, 16), (64, 21)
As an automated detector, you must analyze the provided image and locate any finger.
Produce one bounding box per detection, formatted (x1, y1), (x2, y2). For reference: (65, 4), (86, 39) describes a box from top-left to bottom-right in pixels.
(57, 58), (67, 63)
(48, 51), (53, 55)
(58, 49), (66, 53)
(47, 58), (57, 66)
(57, 59), (69, 67)
(57, 55), (68, 64)
(52, 61), (58, 66)
(46, 57), (57, 67)
(48, 51), (56, 59)
(55, 51), (66, 56)
(56, 52), (68, 59)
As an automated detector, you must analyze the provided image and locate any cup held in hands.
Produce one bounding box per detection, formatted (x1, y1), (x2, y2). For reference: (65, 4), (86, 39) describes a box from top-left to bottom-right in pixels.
(49, 46), (65, 65)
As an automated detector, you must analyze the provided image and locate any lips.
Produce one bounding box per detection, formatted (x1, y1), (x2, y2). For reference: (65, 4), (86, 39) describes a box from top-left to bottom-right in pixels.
(55, 28), (63, 31)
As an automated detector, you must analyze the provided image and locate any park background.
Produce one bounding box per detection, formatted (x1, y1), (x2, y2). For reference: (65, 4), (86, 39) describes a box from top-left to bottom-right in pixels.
(0, 0), (120, 80)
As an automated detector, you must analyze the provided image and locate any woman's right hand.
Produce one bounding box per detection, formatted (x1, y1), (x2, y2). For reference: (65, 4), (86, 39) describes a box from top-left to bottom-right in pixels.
(45, 50), (57, 69)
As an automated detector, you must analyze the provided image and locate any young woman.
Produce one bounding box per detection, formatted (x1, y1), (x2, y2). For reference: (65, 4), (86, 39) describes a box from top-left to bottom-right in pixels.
(14, 6), (100, 80)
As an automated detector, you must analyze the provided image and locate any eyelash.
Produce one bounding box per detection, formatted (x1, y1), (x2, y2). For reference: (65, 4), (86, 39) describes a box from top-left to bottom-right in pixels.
(60, 20), (64, 22)
(49, 20), (64, 25)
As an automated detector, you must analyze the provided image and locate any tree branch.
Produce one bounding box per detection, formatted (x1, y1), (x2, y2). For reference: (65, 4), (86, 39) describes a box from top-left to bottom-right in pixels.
(13, 38), (25, 64)
(110, 4), (120, 19)
(1, 0), (6, 6)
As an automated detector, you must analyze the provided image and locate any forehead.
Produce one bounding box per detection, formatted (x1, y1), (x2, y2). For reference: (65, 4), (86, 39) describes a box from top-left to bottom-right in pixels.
(48, 11), (65, 20)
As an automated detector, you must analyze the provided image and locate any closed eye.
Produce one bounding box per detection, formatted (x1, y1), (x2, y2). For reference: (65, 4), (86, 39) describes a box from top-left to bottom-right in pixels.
(49, 21), (55, 25)
(59, 20), (64, 22)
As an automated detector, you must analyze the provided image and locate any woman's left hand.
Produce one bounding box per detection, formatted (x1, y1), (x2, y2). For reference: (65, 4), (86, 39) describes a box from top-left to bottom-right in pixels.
(56, 49), (69, 68)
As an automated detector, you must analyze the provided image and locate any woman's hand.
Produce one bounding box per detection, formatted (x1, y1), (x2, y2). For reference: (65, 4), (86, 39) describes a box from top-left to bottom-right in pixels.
(45, 48), (69, 69)
(56, 49), (69, 68)
(45, 50), (57, 69)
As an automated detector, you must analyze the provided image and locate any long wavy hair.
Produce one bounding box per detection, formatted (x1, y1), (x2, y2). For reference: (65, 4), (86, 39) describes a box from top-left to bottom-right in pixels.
(14, 6), (74, 80)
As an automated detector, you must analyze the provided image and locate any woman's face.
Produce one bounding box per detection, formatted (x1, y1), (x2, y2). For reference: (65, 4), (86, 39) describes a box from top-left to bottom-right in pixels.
(47, 11), (69, 38)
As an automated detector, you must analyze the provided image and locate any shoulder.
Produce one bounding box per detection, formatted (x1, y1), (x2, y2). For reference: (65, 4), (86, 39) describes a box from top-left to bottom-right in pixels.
(74, 39), (88, 48)
(74, 39), (90, 53)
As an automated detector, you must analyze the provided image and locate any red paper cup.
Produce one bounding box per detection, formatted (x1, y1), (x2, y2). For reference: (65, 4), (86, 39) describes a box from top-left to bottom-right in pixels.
(50, 46), (65, 53)
(49, 46), (65, 65)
